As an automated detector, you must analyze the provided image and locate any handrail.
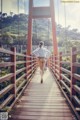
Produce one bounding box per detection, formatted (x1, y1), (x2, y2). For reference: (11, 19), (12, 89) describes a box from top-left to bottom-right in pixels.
(16, 80), (26, 94)
(0, 95), (14, 109)
(61, 80), (70, 94)
(61, 61), (70, 65)
(16, 61), (26, 64)
(74, 74), (80, 81)
(74, 85), (80, 94)
(61, 67), (71, 75)
(0, 48), (14, 55)
(16, 67), (26, 75)
(0, 62), (14, 67)
(61, 74), (71, 85)
(73, 96), (80, 106)
(0, 47), (38, 112)
(16, 53), (26, 57)
(0, 73), (14, 83)
(0, 84), (14, 97)
(73, 62), (80, 67)
(49, 47), (80, 120)
(16, 74), (26, 84)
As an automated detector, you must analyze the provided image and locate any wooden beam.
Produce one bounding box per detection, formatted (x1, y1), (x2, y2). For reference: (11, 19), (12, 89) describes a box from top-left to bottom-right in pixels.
(32, 7), (51, 18)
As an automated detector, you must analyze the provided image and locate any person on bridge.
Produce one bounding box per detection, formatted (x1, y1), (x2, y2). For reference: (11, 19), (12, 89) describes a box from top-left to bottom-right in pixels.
(32, 41), (51, 83)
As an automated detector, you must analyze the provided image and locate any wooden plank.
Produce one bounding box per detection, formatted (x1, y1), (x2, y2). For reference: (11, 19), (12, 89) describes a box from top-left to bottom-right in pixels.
(9, 115), (75, 120)
(10, 111), (73, 117)
(20, 97), (66, 101)
(23, 94), (63, 97)
(15, 105), (70, 109)
(17, 102), (68, 106)
(17, 99), (67, 104)
(11, 107), (71, 113)
(9, 69), (76, 120)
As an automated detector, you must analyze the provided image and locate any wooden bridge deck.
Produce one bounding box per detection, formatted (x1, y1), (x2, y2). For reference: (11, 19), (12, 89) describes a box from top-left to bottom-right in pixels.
(9, 69), (76, 120)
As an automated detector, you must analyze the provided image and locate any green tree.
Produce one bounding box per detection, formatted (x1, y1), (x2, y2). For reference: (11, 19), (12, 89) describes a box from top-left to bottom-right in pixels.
(1, 32), (13, 46)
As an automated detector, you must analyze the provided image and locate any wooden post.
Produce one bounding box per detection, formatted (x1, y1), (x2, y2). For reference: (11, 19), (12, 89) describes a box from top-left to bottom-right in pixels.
(71, 47), (77, 99)
(24, 52), (27, 80)
(54, 55), (57, 77)
(30, 55), (33, 77)
(27, 54), (32, 80)
(50, 56), (52, 71)
(25, 53), (27, 80)
(59, 52), (62, 80)
(50, 55), (52, 72)
(32, 56), (35, 75)
(11, 47), (16, 98)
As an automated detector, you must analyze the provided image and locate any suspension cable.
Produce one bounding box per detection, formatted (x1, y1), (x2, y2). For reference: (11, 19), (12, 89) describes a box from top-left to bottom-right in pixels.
(1, 0), (2, 46)
(57, 0), (60, 25)
(64, 3), (66, 28)
(64, 3), (68, 53)
(17, 0), (20, 49)
(24, 0), (25, 13)
(64, 3), (67, 40)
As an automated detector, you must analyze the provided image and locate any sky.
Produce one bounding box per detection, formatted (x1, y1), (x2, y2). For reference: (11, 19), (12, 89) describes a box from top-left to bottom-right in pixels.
(0, 0), (80, 32)
(54, 0), (80, 31)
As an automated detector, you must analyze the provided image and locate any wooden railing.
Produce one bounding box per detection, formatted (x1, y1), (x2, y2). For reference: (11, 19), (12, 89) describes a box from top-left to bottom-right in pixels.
(49, 47), (80, 120)
(0, 47), (37, 112)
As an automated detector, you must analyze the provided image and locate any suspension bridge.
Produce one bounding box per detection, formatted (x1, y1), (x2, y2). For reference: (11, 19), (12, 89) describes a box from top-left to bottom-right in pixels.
(0, 0), (80, 120)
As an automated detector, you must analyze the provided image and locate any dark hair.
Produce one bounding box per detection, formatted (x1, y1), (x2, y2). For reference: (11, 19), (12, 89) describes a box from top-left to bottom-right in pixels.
(39, 41), (44, 48)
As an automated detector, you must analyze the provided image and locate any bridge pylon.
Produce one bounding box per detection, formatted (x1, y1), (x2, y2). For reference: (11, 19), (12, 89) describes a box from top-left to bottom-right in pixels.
(27, 0), (58, 56)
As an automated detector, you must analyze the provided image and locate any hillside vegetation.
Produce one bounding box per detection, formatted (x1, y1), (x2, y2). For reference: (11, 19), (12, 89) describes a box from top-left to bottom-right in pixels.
(0, 13), (80, 50)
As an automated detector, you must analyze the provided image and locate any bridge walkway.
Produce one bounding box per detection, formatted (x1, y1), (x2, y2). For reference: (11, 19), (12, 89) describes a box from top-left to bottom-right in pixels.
(9, 68), (76, 120)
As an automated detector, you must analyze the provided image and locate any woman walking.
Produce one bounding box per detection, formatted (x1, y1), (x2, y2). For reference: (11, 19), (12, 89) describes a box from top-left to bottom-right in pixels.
(32, 41), (51, 83)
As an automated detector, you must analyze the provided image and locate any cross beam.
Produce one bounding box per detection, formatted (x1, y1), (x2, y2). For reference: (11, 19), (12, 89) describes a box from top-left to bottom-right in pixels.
(32, 7), (51, 18)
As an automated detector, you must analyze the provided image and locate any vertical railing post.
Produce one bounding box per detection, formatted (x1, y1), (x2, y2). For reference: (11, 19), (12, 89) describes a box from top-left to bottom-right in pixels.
(49, 56), (51, 69)
(11, 47), (16, 98)
(33, 56), (36, 74)
(31, 55), (34, 75)
(51, 55), (53, 72)
(52, 55), (54, 73)
(47, 56), (51, 69)
(30, 54), (33, 77)
(24, 52), (27, 80)
(26, 54), (30, 80)
(71, 47), (77, 99)
(59, 52), (62, 80)
(49, 55), (53, 72)
(54, 54), (57, 77)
